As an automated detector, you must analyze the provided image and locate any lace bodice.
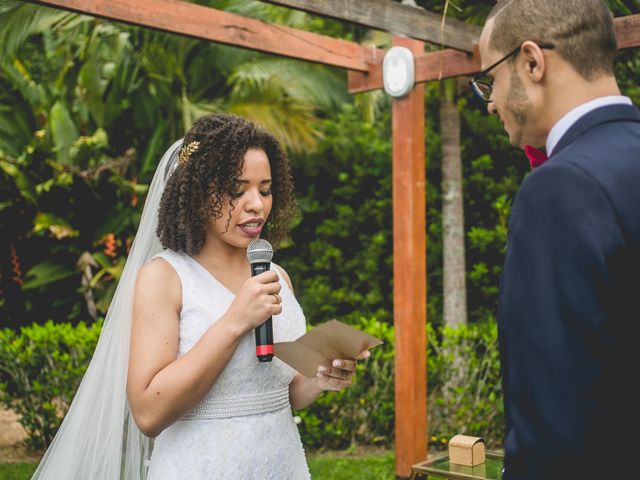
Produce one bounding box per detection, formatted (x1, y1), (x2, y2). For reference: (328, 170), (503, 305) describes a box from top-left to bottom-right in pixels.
(146, 249), (310, 480)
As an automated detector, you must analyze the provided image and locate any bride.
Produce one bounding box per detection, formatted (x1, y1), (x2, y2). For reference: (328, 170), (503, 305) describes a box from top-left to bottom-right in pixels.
(32, 112), (369, 479)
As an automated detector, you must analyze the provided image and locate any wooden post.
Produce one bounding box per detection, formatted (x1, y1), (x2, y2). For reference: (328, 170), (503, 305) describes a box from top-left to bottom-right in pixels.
(391, 36), (427, 479)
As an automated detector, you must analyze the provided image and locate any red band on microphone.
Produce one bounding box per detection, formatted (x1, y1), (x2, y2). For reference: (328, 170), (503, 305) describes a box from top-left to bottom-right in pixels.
(256, 345), (274, 356)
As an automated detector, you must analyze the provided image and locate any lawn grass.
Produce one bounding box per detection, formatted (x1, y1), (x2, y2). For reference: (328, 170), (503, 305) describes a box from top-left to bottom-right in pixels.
(0, 462), (37, 480)
(307, 449), (395, 479)
(0, 451), (395, 480)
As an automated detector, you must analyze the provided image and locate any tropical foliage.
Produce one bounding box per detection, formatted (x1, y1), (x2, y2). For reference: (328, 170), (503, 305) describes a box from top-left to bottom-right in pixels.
(0, 0), (354, 327)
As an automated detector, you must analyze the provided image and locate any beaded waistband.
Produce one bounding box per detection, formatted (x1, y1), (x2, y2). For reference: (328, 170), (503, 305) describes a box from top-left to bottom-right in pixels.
(182, 387), (290, 420)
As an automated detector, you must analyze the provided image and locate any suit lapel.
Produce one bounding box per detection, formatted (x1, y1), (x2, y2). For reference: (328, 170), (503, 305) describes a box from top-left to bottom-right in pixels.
(552, 104), (640, 158)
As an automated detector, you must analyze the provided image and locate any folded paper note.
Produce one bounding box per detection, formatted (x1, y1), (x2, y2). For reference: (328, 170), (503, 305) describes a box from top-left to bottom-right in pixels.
(274, 319), (384, 378)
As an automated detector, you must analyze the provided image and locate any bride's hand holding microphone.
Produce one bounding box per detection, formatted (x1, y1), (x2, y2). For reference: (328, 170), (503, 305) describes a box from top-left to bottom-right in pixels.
(224, 271), (282, 336)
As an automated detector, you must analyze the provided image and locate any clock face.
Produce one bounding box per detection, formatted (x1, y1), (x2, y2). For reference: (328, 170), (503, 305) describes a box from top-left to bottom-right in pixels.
(383, 46), (415, 97)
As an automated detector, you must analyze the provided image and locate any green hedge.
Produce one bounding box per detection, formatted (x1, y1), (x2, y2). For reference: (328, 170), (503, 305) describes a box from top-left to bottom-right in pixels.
(427, 320), (504, 449)
(0, 318), (503, 452)
(296, 317), (396, 449)
(297, 318), (504, 450)
(0, 320), (102, 450)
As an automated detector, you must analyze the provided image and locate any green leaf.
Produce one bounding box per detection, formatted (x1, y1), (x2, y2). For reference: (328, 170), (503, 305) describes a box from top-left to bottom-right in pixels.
(140, 121), (169, 177)
(0, 156), (37, 204)
(32, 211), (79, 239)
(93, 207), (133, 239)
(22, 261), (75, 290)
(49, 101), (79, 165)
(2, 59), (47, 112)
(91, 252), (112, 270)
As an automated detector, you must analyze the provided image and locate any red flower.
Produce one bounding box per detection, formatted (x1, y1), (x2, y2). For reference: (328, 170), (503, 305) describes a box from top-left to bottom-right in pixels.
(104, 233), (117, 258)
(10, 243), (23, 285)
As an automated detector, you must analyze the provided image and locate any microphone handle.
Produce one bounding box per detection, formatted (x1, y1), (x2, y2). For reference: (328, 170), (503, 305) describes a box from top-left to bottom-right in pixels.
(250, 262), (274, 362)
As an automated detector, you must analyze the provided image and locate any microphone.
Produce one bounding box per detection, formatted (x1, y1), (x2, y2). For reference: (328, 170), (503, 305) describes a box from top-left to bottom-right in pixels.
(246, 239), (274, 362)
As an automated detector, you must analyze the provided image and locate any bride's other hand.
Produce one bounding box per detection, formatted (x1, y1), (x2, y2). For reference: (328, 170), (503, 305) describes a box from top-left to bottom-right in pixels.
(315, 349), (371, 392)
(288, 349), (371, 410)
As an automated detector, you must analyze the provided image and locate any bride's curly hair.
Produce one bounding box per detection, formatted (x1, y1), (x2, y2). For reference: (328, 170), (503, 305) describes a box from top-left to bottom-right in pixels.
(156, 113), (297, 254)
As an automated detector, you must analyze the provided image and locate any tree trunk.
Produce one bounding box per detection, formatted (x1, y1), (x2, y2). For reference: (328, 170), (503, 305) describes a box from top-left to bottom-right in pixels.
(440, 78), (467, 328)
(438, 78), (469, 420)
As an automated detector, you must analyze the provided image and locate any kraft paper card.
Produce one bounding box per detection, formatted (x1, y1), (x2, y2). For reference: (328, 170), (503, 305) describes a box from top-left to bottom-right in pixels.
(274, 319), (383, 378)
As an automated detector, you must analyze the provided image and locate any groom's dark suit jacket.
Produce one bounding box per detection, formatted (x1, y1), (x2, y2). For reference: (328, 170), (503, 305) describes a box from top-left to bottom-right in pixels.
(498, 104), (640, 479)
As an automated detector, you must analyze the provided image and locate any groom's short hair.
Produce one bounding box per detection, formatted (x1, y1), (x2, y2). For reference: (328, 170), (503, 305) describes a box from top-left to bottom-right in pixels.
(487, 0), (617, 80)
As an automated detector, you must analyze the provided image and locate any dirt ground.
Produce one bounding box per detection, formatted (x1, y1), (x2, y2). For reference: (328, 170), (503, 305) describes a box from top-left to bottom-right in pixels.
(0, 407), (41, 463)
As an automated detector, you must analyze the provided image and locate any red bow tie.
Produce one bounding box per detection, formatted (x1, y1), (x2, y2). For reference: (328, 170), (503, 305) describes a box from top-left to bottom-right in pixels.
(524, 144), (549, 169)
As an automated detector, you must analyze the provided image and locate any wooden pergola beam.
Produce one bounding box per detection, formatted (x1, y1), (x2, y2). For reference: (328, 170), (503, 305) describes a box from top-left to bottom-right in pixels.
(261, 0), (481, 53)
(348, 14), (640, 93)
(30, 0), (383, 72)
(616, 14), (640, 50)
(349, 47), (480, 94)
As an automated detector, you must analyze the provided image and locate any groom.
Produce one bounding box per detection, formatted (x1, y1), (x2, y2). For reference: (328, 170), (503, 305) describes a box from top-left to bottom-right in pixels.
(473, 1), (640, 479)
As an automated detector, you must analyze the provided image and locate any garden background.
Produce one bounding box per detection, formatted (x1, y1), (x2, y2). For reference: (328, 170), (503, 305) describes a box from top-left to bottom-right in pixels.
(1, 0), (639, 478)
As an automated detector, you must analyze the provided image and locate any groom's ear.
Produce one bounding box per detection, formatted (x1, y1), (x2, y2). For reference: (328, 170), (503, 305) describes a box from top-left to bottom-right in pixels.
(520, 42), (547, 84)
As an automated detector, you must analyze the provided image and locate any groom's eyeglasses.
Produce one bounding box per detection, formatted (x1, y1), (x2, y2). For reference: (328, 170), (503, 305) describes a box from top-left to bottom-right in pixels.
(469, 43), (555, 103)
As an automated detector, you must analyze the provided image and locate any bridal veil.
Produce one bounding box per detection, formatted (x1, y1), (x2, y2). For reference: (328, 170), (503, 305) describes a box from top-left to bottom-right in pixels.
(32, 139), (183, 479)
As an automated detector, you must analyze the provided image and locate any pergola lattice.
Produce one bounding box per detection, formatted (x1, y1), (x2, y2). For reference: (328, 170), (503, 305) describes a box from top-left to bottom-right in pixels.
(29, 0), (640, 477)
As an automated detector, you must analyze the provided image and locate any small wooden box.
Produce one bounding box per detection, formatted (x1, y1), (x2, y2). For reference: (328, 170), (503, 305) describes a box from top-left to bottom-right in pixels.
(448, 435), (486, 467)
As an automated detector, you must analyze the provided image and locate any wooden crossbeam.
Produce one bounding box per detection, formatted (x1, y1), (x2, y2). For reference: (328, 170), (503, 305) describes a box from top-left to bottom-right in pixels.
(349, 48), (479, 94)
(349, 14), (640, 93)
(262, 0), (481, 53)
(616, 14), (640, 50)
(29, 0), (381, 71)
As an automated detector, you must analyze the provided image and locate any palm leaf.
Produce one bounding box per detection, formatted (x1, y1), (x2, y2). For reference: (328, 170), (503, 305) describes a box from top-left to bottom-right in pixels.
(2, 59), (48, 111)
(180, 91), (220, 131)
(605, 0), (636, 15)
(0, 1), (81, 62)
(227, 77), (320, 153)
(228, 58), (349, 112)
(460, 4), (493, 25)
(0, 96), (36, 157)
(353, 90), (388, 124)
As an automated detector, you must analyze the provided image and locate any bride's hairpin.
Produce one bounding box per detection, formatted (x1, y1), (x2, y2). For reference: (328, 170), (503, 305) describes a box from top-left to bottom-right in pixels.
(179, 141), (200, 165)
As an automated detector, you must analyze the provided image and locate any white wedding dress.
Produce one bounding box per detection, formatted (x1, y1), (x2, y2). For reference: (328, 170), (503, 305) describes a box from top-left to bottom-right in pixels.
(146, 249), (311, 480)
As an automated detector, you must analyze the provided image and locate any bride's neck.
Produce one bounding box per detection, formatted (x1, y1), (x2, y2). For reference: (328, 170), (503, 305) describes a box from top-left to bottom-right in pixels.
(192, 239), (248, 272)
